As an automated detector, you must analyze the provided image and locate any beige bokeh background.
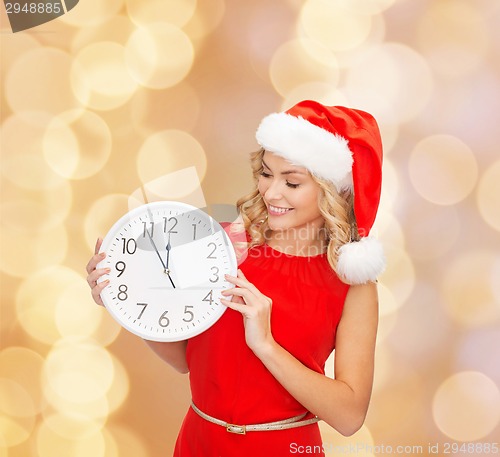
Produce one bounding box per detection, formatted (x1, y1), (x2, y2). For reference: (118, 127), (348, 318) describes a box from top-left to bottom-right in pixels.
(1, 0), (500, 456)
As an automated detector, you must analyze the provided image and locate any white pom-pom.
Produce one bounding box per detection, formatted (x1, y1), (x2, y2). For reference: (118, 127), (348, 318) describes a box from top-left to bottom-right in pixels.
(337, 237), (386, 285)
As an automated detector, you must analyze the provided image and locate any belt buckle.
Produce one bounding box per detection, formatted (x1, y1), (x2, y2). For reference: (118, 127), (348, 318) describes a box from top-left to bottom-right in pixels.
(226, 423), (246, 435)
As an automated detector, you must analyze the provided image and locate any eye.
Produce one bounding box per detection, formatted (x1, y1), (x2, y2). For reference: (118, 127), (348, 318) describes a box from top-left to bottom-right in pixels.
(286, 181), (300, 189)
(260, 171), (272, 178)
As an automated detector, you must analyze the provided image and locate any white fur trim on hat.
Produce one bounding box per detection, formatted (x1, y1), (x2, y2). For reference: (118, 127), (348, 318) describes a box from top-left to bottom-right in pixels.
(256, 112), (354, 191)
(337, 237), (386, 285)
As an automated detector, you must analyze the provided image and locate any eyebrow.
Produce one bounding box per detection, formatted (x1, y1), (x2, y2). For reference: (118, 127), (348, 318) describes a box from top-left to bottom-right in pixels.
(262, 159), (307, 175)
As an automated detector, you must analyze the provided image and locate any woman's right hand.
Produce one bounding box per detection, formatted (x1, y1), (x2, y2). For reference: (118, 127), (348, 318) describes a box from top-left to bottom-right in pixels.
(86, 237), (110, 306)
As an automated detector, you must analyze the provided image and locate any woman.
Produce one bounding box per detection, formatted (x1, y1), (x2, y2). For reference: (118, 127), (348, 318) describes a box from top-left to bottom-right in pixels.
(86, 100), (385, 456)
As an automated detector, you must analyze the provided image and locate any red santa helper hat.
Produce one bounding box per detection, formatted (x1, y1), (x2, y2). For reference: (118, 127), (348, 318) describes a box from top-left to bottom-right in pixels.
(255, 100), (385, 284)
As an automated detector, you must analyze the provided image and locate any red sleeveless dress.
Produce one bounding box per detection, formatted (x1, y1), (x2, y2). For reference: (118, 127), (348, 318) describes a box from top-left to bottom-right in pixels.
(173, 235), (349, 456)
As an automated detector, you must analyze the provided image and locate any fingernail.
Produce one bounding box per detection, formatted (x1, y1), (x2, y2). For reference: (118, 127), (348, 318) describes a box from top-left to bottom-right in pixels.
(105, 268), (111, 273)
(100, 252), (106, 258)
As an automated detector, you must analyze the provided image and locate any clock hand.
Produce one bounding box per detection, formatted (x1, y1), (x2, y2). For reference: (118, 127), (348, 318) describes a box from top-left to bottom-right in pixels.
(165, 232), (171, 270)
(145, 227), (167, 271)
(165, 232), (176, 289)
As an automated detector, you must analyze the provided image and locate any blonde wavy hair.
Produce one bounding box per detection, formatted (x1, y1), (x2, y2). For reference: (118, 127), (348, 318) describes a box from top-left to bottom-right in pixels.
(234, 149), (359, 283)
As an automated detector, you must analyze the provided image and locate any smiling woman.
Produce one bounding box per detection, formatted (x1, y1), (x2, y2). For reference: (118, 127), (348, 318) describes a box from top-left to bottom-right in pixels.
(86, 99), (385, 456)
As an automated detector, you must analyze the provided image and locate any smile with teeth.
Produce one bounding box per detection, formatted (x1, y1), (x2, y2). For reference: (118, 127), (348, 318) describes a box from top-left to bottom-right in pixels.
(268, 204), (294, 215)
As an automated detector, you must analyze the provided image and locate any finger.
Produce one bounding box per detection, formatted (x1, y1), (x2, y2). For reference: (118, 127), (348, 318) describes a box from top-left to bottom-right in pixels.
(94, 237), (103, 255)
(87, 267), (110, 287)
(92, 279), (109, 306)
(224, 273), (263, 298)
(86, 251), (106, 274)
(221, 287), (253, 301)
(224, 272), (252, 288)
(220, 289), (245, 304)
(230, 295), (245, 305)
(220, 298), (247, 314)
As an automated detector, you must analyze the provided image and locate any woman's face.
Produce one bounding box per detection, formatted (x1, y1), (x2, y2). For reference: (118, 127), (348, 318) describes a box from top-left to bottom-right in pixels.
(257, 151), (324, 236)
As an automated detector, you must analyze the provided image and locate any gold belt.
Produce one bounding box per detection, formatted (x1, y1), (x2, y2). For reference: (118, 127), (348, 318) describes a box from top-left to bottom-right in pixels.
(190, 401), (320, 435)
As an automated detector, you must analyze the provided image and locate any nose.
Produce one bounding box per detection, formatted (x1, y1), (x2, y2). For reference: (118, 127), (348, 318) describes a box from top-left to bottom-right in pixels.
(263, 179), (284, 202)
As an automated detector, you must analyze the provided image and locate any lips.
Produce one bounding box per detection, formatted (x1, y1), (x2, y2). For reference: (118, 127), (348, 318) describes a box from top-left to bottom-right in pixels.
(268, 204), (294, 216)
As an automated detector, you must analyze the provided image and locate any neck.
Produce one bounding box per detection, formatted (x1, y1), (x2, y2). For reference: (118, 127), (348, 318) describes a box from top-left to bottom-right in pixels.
(265, 226), (328, 257)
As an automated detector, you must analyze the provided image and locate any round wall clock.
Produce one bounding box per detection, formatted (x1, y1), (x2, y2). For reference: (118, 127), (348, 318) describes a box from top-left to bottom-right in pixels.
(97, 201), (237, 342)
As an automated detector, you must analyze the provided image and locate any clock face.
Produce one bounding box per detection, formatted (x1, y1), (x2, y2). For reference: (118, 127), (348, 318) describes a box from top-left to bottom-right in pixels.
(97, 201), (238, 341)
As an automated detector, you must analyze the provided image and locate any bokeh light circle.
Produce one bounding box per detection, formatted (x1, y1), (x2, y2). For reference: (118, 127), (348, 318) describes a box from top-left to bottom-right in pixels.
(379, 246), (415, 308)
(105, 425), (149, 457)
(345, 43), (433, 122)
(43, 340), (115, 405)
(441, 250), (500, 327)
(335, 0), (396, 15)
(416, 1), (489, 78)
(0, 33), (41, 82)
(43, 110), (112, 179)
(404, 201), (460, 261)
(130, 83), (201, 134)
(125, 23), (194, 89)
(476, 160), (500, 232)
(377, 213), (405, 254)
(0, 413), (35, 448)
(59, 0), (124, 27)
(5, 48), (86, 115)
(0, 378), (36, 418)
(36, 419), (106, 457)
(1, 112), (68, 191)
(281, 83), (348, 112)
(300, 0), (373, 52)
(409, 135), (478, 205)
(83, 194), (131, 252)
(71, 15), (135, 54)
(106, 355), (130, 415)
(42, 380), (110, 422)
(43, 413), (103, 440)
(378, 158), (399, 213)
(433, 371), (500, 441)
(16, 266), (82, 343)
(126, 0), (197, 28)
(1, 181), (72, 234)
(55, 279), (104, 339)
(269, 38), (340, 97)
(387, 281), (452, 367)
(0, 223), (68, 278)
(456, 329), (500, 385)
(71, 42), (139, 111)
(183, 0), (226, 41)
(0, 347), (44, 414)
(136, 130), (207, 188)
(378, 281), (400, 317)
(0, 379), (36, 447)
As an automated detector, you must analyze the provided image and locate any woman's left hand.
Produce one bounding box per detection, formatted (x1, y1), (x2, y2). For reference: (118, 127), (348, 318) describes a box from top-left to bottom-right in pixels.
(220, 269), (275, 356)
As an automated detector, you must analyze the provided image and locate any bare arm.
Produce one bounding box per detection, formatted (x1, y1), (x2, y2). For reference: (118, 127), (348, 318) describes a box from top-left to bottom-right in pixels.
(223, 270), (378, 436)
(86, 238), (189, 374)
(144, 340), (189, 374)
(256, 282), (378, 435)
